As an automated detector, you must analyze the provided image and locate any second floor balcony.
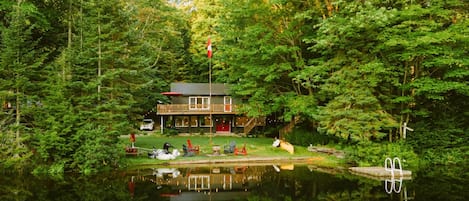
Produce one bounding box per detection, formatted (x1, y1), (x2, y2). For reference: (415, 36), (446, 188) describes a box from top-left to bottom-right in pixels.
(157, 104), (240, 115)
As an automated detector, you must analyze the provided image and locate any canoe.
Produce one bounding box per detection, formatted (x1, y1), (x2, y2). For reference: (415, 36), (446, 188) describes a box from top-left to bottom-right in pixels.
(280, 140), (294, 154)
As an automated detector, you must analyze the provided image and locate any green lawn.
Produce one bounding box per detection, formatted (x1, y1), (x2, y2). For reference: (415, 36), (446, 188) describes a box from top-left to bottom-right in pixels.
(120, 134), (342, 167)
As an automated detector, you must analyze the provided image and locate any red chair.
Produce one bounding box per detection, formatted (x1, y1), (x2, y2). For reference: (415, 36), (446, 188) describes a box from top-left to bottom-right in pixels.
(234, 143), (247, 155)
(187, 139), (200, 154)
(125, 146), (138, 156)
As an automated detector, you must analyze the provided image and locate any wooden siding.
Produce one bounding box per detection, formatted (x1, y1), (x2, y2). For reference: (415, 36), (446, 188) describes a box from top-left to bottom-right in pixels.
(157, 104), (239, 115)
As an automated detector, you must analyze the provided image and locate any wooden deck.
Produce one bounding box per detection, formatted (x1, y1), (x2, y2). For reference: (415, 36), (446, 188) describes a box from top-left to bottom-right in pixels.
(349, 167), (412, 180)
(157, 104), (239, 115)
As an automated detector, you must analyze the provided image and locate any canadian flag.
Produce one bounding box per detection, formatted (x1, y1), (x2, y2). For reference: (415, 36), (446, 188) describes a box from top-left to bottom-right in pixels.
(207, 37), (212, 58)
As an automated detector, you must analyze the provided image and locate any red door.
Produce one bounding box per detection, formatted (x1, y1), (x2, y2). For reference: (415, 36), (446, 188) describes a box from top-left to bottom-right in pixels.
(216, 120), (230, 133)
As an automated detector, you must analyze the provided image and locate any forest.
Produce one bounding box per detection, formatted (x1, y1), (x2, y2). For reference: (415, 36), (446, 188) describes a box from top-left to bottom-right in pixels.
(0, 0), (467, 173)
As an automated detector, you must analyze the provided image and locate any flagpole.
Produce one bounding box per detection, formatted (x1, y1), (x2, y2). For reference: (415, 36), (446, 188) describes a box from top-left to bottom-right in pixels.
(209, 54), (212, 145)
(208, 37), (213, 145)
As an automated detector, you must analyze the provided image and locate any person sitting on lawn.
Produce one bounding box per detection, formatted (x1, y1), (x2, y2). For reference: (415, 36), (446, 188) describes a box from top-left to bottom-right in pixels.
(163, 142), (173, 154)
(272, 137), (281, 147)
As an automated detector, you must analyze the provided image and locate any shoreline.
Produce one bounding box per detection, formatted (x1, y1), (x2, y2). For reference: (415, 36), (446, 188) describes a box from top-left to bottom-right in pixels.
(168, 156), (317, 165)
(131, 155), (341, 169)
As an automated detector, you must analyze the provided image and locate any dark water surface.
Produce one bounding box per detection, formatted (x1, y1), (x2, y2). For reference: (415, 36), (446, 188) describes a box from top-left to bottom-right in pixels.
(1, 164), (467, 201)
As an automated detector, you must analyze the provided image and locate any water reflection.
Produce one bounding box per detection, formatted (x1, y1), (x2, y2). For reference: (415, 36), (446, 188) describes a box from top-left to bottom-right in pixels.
(127, 164), (385, 201)
(1, 164), (468, 201)
(385, 177), (403, 194)
(132, 165), (264, 200)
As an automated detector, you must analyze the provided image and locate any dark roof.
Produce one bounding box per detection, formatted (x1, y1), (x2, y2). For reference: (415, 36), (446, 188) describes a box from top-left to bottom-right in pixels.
(170, 83), (231, 96)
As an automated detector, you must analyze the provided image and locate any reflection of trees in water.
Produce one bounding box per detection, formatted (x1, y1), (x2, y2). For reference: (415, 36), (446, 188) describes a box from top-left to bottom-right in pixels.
(411, 165), (469, 201)
(0, 173), (32, 201)
(251, 166), (325, 200)
(130, 166), (468, 201)
(2, 165), (467, 201)
(249, 166), (392, 201)
(0, 172), (135, 201)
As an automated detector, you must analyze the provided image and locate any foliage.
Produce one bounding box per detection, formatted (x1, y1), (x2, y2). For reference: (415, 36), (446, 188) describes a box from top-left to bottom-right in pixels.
(420, 148), (469, 166)
(345, 141), (419, 169)
(0, 0), (48, 169)
(164, 128), (179, 136)
(0, 0), (467, 172)
(285, 123), (339, 146)
(0, 0), (189, 173)
(409, 124), (469, 166)
(216, 0), (321, 121)
(70, 123), (120, 174)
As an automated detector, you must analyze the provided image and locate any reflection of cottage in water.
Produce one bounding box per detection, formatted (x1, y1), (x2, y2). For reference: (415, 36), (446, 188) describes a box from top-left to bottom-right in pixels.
(134, 166), (268, 199)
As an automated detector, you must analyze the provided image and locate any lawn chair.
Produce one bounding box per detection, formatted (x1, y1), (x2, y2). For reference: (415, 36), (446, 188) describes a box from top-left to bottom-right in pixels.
(187, 139), (200, 155)
(182, 144), (195, 157)
(234, 143), (247, 155)
(224, 141), (236, 154)
(125, 146), (138, 156)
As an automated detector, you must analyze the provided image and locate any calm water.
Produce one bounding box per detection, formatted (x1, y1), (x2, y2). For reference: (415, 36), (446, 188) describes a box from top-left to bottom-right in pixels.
(1, 164), (467, 201)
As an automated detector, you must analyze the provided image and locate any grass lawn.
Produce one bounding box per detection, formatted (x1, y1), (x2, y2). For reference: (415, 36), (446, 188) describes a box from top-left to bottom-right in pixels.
(120, 134), (343, 168)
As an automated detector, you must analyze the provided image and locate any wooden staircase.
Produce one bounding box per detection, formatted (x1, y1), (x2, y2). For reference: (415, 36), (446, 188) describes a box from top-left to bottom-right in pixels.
(243, 117), (266, 134)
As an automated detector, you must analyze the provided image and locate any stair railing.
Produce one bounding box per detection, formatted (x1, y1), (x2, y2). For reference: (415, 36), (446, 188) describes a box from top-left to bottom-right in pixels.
(243, 118), (257, 134)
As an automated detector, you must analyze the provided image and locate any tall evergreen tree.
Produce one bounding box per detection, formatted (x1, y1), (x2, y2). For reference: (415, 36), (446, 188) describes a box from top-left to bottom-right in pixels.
(0, 0), (48, 168)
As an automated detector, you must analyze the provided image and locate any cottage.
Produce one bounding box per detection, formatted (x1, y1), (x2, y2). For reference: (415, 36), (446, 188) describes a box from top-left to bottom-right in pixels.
(156, 83), (264, 135)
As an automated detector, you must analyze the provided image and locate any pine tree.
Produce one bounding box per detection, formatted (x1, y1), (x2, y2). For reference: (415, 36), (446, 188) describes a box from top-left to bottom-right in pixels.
(0, 0), (48, 168)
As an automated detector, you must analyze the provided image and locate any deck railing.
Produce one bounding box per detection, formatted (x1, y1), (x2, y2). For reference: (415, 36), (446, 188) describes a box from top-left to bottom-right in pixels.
(157, 104), (239, 115)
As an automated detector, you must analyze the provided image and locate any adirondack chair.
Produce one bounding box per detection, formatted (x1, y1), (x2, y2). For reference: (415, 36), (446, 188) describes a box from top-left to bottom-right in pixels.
(186, 139), (200, 155)
(224, 141), (236, 154)
(234, 143), (247, 155)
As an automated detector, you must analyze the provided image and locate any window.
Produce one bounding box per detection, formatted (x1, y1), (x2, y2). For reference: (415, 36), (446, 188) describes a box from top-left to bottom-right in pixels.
(224, 96), (232, 112)
(188, 175), (210, 190)
(175, 116), (190, 127)
(189, 97), (210, 110)
(190, 117), (198, 127)
(199, 116), (212, 127)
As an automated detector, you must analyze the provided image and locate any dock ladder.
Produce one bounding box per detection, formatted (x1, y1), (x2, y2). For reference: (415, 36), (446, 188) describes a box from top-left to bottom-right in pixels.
(384, 157), (403, 194)
(385, 157), (403, 178)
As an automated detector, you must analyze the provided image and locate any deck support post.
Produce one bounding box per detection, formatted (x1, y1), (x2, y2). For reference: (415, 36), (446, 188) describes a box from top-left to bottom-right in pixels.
(160, 116), (164, 134)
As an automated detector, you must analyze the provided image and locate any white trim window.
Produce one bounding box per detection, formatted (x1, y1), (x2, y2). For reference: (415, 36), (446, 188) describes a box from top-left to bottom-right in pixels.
(175, 116), (190, 127)
(224, 96), (232, 112)
(189, 96), (210, 110)
(199, 116), (212, 127)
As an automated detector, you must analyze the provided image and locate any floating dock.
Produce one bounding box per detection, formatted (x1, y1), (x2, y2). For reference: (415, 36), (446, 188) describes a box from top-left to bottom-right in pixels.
(349, 167), (412, 180)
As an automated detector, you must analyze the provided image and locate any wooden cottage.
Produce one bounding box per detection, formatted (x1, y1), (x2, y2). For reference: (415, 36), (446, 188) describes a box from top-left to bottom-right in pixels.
(156, 83), (264, 135)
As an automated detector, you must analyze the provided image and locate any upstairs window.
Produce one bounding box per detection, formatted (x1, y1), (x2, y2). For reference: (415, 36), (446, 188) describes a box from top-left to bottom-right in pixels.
(189, 97), (210, 110)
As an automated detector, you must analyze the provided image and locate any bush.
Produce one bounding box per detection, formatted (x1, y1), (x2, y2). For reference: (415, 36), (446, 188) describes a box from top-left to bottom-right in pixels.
(164, 128), (179, 136)
(420, 148), (469, 166)
(407, 125), (469, 167)
(345, 141), (419, 169)
(285, 127), (338, 146)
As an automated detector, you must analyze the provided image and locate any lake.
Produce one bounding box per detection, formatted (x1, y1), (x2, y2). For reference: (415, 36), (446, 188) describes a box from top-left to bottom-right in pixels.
(1, 164), (467, 201)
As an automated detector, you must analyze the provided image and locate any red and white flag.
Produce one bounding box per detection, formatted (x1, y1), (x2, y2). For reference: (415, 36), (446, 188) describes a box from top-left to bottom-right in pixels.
(207, 37), (212, 58)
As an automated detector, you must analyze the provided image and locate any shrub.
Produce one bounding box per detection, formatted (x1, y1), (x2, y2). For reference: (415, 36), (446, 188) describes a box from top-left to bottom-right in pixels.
(286, 127), (338, 146)
(345, 141), (419, 169)
(165, 128), (179, 136)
